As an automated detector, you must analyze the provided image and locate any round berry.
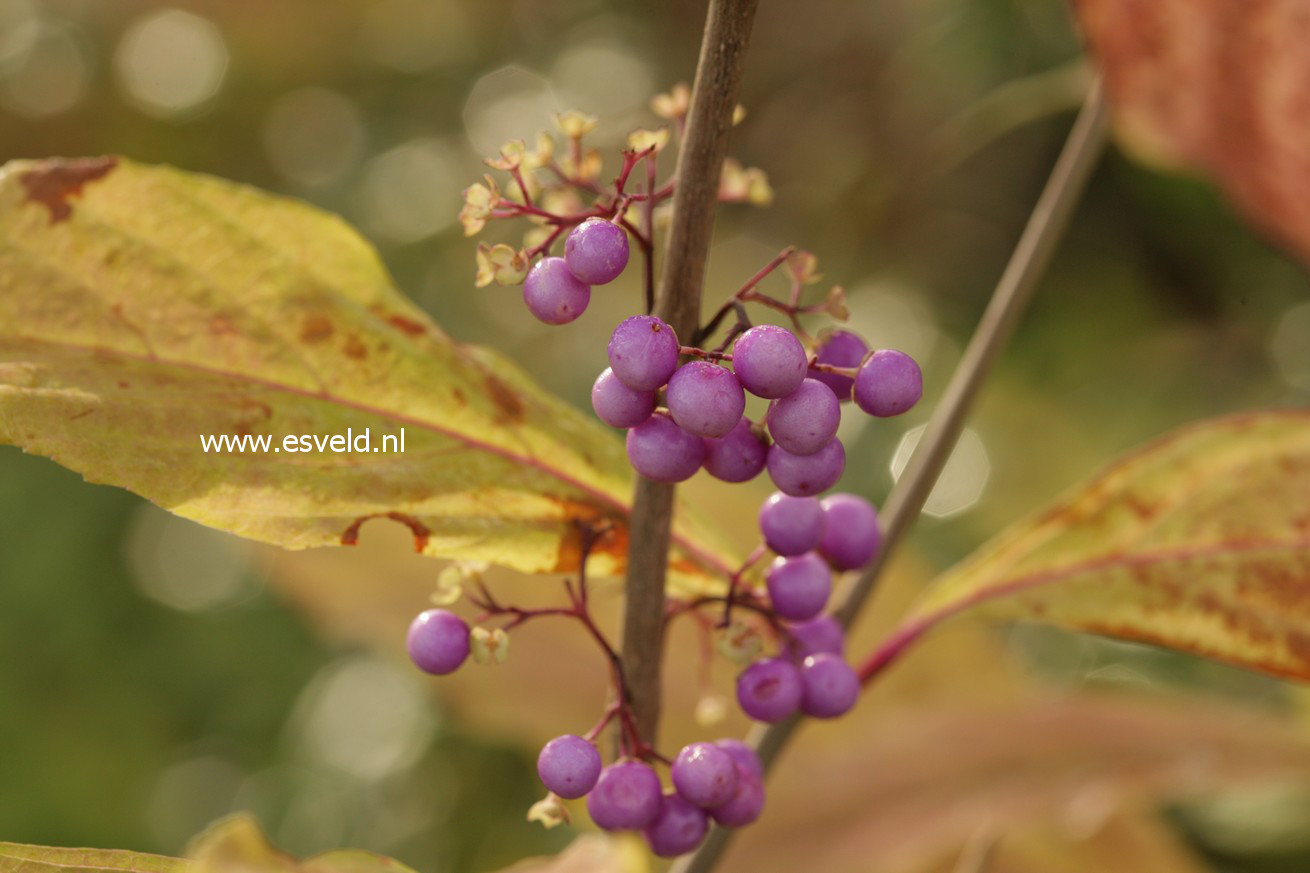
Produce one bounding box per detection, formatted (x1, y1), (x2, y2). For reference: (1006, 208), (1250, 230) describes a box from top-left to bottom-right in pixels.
(819, 493), (881, 570)
(766, 438), (845, 497)
(523, 257), (590, 325)
(709, 768), (765, 827)
(799, 653), (860, 718)
(786, 615), (845, 657)
(703, 417), (768, 483)
(564, 217), (629, 285)
(809, 329), (868, 399)
(767, 378), (840, 456)
(607, 315), (680, 391)
(766, 553), (832, 621)
(714, 739), (763, 780)
(406, 609), (470, 675)
(586, 760), (663, 830)
(672, 741), (739, 808)
(591, 367), (655, 428)
(758, 492), (825, 556)
(853, 349), (922, 417)
(537, 734), (602, 799)
(645, 792), (708, 857)
(626, 412), (706, 483)
(666, 361), (746, 438)
(732, 325), (808, 399)
(736, 657), (803, 723)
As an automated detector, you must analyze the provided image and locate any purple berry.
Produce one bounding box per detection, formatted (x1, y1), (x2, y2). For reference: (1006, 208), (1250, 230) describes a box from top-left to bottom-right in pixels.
(703, 417), (768, 483)
(766, 438), (845, 497)
(714, 740), (763, 780)
(758, 492), (825, 557)
(767, 378), (841, 456)
(645, 792), (709, 858)
(523, 257), (590, 325)
(732, 325), (807, 399)
(809, 329), (868, 399)
(564, 217), (629, 285)
(672, 742), (739, 808)
(587, 760), (663, 830)
(666, 361), (746, 438)
(853, 349), (922, 417)
(819, 493), (881, 570)
(799, 653), (860, 718)
(537, 734), (602, 799)
(607, 315), (680, 391)
(765, 553), (832, 621)
(626, 412), (706, 483)
(786, 615), (845, 657)
(406, 609), (470, 675)
(591, 367), (655, 428)
(736, 657), (802, 723)
(709, 768), (765, 827)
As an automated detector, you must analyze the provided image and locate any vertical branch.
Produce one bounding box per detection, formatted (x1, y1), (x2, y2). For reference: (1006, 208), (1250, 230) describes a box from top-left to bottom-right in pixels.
(620, 0), (761, 745)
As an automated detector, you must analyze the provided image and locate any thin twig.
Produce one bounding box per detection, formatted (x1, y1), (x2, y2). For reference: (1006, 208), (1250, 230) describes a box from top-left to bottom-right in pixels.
(671, 77), (1110, 873)
(619, 0), (761, 746)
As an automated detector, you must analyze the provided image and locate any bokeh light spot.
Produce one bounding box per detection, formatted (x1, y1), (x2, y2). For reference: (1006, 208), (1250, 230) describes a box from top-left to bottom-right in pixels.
(0, 17), (88, 118)
(125, 504), (257, 612)
(263, 87), (364, 188)
(463, 66), (561, 157)
(290, 655), (435, 781)
(114, 9), (228, 118)
(889, 425), (991, 517)
(358, 137), (459, 244)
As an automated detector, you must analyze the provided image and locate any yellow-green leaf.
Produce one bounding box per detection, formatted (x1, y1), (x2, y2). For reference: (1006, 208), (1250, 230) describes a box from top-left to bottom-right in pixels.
(0, 157), (739, 592)
(873, 411), (1310, 680)
(0, 844), (186, 873)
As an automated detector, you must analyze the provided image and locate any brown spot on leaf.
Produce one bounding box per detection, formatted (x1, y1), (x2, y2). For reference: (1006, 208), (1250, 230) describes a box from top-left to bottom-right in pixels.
(116, 380), (129, 389)
(209, 315), (238, 337)
(300, 315), (334, 343)
(68, 408), (95, 421)
(344, 335), (367, 359)
(369, 305), (429, 337)
(452, 388), (466, 404)
(340, 512), (432, 552)
(19, 156), (118, 224)
(485, 373), (524, 423)
(548, 498), (628, 573)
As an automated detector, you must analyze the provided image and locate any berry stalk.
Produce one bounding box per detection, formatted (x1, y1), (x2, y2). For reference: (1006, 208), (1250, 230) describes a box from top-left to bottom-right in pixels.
(620, 0), (761, 746)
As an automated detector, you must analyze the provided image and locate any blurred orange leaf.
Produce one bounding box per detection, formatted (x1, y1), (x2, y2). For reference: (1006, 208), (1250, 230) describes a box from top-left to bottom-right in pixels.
(1075, 0), (1310, 265)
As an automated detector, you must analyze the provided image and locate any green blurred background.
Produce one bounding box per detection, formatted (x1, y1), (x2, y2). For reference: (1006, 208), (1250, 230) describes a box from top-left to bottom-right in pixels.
(3, 1), (1310, 871)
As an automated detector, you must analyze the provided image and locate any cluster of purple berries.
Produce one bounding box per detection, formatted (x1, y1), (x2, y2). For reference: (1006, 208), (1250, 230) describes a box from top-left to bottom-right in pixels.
(736, 491), (878, 724)
(537, 734), (765, 857)
(522, 217), (630, 324)
(594, 316), (922, 491)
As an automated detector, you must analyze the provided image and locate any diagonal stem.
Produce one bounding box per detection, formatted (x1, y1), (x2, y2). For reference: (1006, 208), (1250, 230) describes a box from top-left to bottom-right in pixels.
(671, 76), (1110, 873)
(620, 0), (760, 745)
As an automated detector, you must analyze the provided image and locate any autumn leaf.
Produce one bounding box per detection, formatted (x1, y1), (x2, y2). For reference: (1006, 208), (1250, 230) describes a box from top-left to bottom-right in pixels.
(870, 411), (1310, 681)
(0, 157), (740, 593)
(0, 815), (419, 873)
(1074, 0), (1310, 266)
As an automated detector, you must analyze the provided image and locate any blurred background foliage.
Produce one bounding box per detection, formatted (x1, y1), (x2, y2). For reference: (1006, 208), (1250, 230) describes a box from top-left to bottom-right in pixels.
(2, 0), (1310, 871)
